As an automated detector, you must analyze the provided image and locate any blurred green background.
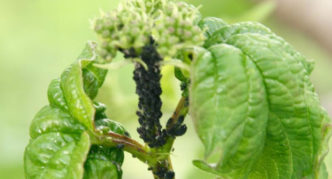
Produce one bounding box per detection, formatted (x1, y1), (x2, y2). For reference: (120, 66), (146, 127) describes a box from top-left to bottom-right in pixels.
(1, 0), (332, 178)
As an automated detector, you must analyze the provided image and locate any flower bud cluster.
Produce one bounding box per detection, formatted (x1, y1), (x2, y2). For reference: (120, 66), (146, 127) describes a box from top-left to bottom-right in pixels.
(94, 0), (205, 61)
(94, 1), (152, 61)
(144, 0), (165, 14)
(93, 0), (204, 150)
(154, 1), (205, 58)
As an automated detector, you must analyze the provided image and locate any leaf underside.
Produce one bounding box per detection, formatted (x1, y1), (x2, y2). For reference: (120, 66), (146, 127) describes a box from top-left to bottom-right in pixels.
(190, 18), (331, 179)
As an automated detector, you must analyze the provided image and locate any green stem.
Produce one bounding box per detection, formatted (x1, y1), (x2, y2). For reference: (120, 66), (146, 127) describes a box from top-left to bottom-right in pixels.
(163, 96), (189, 152)
(150, 96), (189, 178)
(93, 131), (156, 166)
(92, 96), (188, 179)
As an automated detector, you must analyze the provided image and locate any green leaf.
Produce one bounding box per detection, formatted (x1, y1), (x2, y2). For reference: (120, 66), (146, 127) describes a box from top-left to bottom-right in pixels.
(60, 61), (96, 130)
(95, 118), (128, 136)
(83, 145), (124, 179)
(203, 21), (314, 75)
(48, 79), (68, 112)
(174, 67), (188, 82)
(29, 106), (86, 139)
(25, 106), (90, 179)
(203, 21), (272, 48)
(25, 129), (90, 178)
(83, 106), (127, 179)
(25, 42), (127, 178)
(318, 162), (328, 179)
(82, 63), (107, 99)
(198, 17), (228, 39)
(81, 42), (108, 99)
(94, 102), (129, 136)
(190, 21), (331, 178)
(59, 42), (106, 130)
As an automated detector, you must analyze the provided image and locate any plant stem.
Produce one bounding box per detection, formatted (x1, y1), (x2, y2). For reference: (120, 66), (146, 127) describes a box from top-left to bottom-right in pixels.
(93, 131), (157, 166)
(105, 38), (189, 178)
(94, 130), (176, 177)
(107, 132), (153, 163)
(92, 96), (188, 179)
(163, 96), (189, 152)
(151, 96), (189, 179)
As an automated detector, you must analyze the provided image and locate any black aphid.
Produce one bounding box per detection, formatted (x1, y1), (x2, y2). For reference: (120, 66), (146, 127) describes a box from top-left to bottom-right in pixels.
(132, 37), (167, 147)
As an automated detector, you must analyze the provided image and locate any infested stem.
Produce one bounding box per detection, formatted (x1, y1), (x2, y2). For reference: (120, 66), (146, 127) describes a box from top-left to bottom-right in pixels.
(163, 96), (189, 152)
(92, 131), (153, 165)
(93, 130), (176, 179)
(133, 39), (167, 148)
(109, 38), (189, 178)
(94, 74), (189, 179)
(106, 132), (152, 164)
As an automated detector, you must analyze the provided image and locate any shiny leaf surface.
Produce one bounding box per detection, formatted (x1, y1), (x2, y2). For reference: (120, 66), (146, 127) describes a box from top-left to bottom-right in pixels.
(25, 130), (90, 179)
(25, 42), (125, 178)
(84, 145), (124, 179)
(190, 19), (331, 178)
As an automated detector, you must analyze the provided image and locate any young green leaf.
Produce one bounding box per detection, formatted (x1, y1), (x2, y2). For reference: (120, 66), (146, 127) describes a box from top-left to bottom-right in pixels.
(198, 17), (228, 39)
(84, 145), (124, 179)
(48, 79), (69, 112)
(190, 21), (331, 178)
(25, 132), (90, 179)
(25, 107), (90, 179)
(203, 21), (272, 47)
(58, 42), (106, 131)
(83, 105), (127, 179)
(82, 63), (107, 99)
(60, 60), (96, 131)
(25, 42), (127, 179)
(29, 106), (86, 139)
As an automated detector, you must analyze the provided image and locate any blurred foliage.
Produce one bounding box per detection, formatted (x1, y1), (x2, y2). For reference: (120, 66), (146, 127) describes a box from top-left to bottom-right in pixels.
(0, 0), (331, 178)
(186, 0), (275, 22)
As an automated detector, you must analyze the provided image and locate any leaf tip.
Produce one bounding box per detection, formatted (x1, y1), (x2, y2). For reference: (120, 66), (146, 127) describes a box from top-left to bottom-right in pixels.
(193, 160), (219, 175)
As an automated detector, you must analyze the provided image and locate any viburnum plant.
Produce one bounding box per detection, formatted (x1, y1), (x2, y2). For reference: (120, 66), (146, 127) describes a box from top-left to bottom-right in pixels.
(24, 0), (331, 178)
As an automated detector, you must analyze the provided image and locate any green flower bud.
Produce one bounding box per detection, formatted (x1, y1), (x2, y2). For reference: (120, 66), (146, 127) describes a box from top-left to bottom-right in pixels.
(153, 1), (205, 58)
(94, 0), (154, 59)
(101, 30), (110, 38)
(104, 18), (112, 28)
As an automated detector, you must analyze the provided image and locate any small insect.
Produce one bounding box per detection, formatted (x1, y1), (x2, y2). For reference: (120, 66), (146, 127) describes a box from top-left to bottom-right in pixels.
(116, 144), (125, 149)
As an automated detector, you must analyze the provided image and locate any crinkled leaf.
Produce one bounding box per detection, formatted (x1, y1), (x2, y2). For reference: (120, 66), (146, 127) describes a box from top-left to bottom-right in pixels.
(48, 79), (69, 112)
(82, 62), (107, 99)
(95, 118), (128, 136)
(25, 107), (90, 179)
(93, 102), (129, 136)
(203, 21), (272, 48)
(84, 145), (124, 179)
(25, 42), (126, 178)
(83, 108), (127, 179)
(59, 42), (106, 130)
(198, 17), (228, 39)
(203, 21), (314, 75)
(84, 102), (127, 179)
(25, 106), (90, 179)
(24, 132), (90, 179)
(29, 106), (86, 139)
(190, 21), (331, 178)
(60, 61), (96, 130)
(47, 42), (106, 130)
